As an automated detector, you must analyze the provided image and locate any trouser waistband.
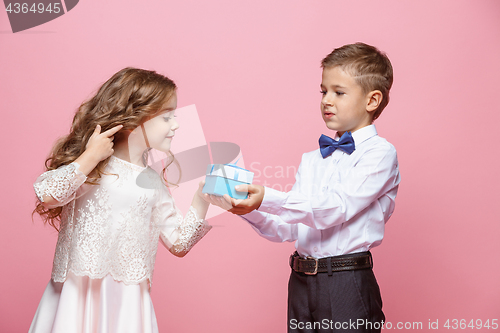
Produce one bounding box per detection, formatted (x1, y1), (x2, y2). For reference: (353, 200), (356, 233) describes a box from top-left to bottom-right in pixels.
(289, 251), (373, 275)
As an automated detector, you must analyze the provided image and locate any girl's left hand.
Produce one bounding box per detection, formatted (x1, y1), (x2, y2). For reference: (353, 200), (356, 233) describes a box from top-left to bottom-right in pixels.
(196, 180), (206, 199)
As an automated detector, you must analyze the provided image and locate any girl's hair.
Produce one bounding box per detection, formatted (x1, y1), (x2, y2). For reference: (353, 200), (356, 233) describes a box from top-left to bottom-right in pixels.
(34, 67), (178, 230)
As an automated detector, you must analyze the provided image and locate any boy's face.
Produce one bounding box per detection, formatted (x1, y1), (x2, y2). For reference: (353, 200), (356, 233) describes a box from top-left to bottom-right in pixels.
(320, 66), (373, 136)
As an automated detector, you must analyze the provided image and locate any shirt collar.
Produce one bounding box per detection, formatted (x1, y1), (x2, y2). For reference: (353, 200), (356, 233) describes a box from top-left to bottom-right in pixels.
(334, 124), (378, 146)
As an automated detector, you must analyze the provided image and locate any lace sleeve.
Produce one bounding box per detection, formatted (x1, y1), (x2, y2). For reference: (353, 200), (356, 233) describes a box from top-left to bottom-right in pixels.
(160, 206), (212, 257)
(33, 162), (87, 207)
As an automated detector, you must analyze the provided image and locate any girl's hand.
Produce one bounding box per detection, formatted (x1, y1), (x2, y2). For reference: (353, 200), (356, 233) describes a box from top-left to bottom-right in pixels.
(196, 180), (207, 199)
(190, 180), (210, 220)
(85, 124), (123, 162)
(203, 193), (233, 211)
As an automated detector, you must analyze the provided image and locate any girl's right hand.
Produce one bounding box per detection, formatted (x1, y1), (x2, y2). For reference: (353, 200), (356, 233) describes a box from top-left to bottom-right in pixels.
(85, 124), (123, 162)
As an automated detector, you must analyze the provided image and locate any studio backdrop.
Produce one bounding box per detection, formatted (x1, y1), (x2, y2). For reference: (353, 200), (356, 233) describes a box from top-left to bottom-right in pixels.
(1, 0), (499, 332)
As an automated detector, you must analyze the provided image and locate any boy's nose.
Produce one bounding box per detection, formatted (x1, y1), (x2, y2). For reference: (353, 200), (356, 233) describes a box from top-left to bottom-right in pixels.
(322, 94), (333, 106)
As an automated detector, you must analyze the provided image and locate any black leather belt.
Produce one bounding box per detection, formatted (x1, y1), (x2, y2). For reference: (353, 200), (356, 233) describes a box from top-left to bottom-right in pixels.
(289, 251), (373, 275)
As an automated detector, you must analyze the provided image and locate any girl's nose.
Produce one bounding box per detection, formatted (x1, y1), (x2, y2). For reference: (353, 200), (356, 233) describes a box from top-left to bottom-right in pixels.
(171, 118), (180, 131)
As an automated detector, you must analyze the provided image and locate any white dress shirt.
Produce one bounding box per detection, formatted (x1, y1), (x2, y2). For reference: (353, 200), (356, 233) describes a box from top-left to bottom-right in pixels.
(241, 125), (400, 258)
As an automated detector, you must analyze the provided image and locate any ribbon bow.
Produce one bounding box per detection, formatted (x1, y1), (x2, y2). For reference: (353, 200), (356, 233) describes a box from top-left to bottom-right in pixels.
(319, 132), (355, 158)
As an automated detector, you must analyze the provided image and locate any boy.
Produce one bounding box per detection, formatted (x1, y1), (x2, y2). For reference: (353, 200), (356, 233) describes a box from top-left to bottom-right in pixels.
(206, 42), (400, 332)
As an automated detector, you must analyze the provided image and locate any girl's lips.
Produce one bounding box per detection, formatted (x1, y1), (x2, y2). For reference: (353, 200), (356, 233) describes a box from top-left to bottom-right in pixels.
(324, 112), (334, 118)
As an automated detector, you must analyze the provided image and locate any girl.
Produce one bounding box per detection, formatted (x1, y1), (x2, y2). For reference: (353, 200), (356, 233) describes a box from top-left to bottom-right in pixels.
(29, 67), (212, 333)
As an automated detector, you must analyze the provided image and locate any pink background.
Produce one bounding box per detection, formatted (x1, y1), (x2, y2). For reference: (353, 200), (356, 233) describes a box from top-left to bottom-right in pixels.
(1, 0), (500, 332)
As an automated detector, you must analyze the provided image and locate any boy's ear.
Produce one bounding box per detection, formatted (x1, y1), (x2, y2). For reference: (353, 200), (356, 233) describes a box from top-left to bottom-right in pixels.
(366, 90), (383, 112)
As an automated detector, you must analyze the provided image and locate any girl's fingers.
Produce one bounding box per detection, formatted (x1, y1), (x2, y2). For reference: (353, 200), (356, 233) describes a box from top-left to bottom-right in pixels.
(102, 124), (123, 137)
(222, 196), (234, 210)
(89, 125), (101, 140)
(222, 194), (237, 206)
(206, 194), (232, 210)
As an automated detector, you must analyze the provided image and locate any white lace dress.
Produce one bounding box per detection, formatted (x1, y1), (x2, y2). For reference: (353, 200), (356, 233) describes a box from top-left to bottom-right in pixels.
(29, 155), (211, 333)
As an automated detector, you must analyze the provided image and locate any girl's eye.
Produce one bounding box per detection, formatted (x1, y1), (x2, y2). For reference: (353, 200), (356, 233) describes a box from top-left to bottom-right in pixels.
(320, 90), (327, 96)
(164, 115), (176, 121)
(336, 91), (345, 96)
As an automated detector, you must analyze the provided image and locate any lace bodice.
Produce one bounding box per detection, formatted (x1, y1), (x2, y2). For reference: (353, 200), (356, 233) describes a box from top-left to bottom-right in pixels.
(33, 156), (211, 286)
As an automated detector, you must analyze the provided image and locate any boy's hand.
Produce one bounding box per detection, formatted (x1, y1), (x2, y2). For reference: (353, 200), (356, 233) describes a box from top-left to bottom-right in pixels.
(202, 184), (265, 215)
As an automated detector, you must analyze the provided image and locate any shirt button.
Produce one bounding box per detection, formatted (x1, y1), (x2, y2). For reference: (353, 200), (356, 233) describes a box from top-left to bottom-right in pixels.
(313, 247), (318, 252)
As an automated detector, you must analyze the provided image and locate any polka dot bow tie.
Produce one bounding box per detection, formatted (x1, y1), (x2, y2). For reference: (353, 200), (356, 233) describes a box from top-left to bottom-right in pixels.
(319, 132), (356, 158)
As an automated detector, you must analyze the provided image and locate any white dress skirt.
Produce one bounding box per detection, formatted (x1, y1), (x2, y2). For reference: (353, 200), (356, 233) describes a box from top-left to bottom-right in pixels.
(28, 272), (158, 333)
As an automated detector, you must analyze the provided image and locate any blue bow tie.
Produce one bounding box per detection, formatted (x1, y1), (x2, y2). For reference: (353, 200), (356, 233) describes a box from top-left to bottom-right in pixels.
(319, 132), (355, 158)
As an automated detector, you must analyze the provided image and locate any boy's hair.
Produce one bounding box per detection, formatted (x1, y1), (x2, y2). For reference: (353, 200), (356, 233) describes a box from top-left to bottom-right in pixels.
(321, 42), (393, 121)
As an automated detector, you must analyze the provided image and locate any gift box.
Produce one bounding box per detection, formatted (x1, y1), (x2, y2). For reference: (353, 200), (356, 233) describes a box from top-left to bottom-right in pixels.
(202, 164), (254, 199)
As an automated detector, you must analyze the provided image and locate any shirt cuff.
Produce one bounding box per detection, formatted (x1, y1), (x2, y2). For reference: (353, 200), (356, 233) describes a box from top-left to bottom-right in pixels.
(257, 186), (287, 215)
(240, 210), (266, 225)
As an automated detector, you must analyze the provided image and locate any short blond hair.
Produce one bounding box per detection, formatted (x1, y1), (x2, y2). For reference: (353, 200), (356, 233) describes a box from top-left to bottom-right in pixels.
(321, 43), (393, 120)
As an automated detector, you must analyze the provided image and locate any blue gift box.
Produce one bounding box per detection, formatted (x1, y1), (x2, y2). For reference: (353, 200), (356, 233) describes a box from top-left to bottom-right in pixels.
(202, 164), (254, 199)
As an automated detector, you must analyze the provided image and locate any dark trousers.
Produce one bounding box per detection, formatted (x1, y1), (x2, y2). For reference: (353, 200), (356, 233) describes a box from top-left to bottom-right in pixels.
(288, 267), (385, 333)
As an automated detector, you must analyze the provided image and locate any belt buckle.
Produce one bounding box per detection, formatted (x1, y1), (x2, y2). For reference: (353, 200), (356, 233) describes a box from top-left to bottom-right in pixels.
(304, 256), (318, 275)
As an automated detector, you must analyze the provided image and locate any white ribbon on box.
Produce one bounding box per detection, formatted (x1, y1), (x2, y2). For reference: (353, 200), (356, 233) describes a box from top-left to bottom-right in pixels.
(207, 164), (254, 184)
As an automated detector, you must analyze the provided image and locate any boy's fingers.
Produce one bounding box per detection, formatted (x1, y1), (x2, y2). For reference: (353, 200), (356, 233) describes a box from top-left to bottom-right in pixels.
(235, 184), (261, 196)
(223, 194), (247, 208)
(247, 184), (259, 193)
(232, 198), (245, 207)
(234, 184), (248, 193)
(228, 206), (250, 215)
(102, 124), (123, 137)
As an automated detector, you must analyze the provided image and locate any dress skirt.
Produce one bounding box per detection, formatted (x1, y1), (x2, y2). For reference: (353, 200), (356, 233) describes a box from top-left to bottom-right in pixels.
(29, 272), (158, 333)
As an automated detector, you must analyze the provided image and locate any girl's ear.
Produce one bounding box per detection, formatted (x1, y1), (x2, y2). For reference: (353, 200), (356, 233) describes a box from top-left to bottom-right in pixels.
(366, 90), (383, 112)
